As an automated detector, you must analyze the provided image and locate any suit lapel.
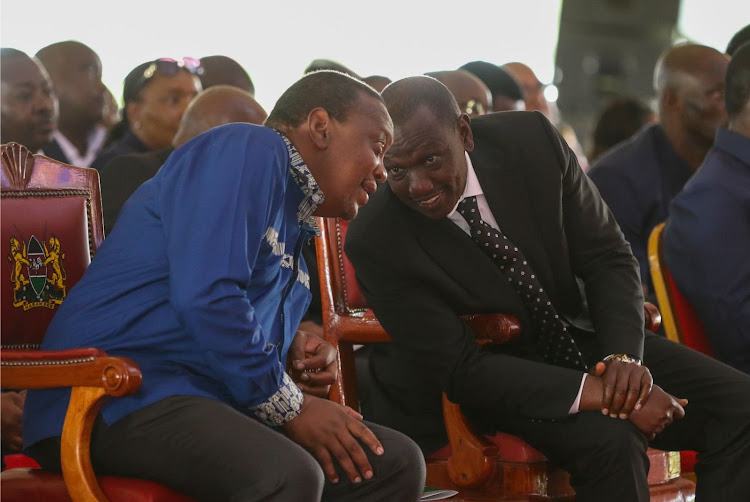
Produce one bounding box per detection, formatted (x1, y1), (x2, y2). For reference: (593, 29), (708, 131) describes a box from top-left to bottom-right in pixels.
(395, 180), (526, 314)
(468, 131), (562, 304)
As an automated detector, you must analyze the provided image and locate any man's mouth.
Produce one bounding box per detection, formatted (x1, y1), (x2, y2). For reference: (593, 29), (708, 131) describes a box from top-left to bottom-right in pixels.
(415, 191), (443, 208)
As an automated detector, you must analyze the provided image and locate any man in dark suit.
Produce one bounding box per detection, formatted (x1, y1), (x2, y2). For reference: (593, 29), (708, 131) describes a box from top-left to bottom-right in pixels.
(100, 85), (267, 233)
(346, 76), (750, 501)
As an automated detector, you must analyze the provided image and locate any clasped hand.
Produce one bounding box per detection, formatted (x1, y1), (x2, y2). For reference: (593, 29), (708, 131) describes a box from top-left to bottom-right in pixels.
(288, 329), (337, 398)
(591, 360), (687, 439)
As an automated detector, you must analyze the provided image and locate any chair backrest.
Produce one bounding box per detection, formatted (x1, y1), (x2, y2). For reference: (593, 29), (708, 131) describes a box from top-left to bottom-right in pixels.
(648, 222), (714, 356)
(314, 217), (391, 408)
(1, 142), (105, 348)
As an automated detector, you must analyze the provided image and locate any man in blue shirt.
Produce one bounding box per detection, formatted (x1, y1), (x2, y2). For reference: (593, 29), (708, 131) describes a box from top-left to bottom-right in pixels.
(23, 71), (426, 502)
(588, 43), (729, 296)
(664, 42), (750, 375)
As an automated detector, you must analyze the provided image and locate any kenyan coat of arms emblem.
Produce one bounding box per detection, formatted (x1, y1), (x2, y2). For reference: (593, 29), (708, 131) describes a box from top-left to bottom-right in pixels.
(8, 234), (66, 310)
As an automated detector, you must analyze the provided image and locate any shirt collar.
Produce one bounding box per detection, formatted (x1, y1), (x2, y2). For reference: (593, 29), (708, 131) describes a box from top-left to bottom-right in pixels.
(715, 127), (750, 167)
(53, 126), (107, 167)
(448, 151), (483, 217)
(277, 131), (325, 235)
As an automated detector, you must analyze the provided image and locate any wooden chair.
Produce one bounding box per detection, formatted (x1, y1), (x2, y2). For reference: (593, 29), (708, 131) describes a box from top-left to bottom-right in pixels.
(0, 143), (193, 502)
(316, 216), (695, 501)
(647, 221), (713, 476)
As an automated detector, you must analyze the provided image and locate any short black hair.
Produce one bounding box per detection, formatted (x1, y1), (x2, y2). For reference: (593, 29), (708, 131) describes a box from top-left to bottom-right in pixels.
(459, 61), (523, 101)
(381, 76), (460, 131)
(303, 59), (359, 78)
(727, 24), (750, 56)
(590, 96), (654, 161)
(725, 41), (750, 120)
(265, 70), (381, 130)
(199, 55), (254, 95)
(0, 47), (28, 61)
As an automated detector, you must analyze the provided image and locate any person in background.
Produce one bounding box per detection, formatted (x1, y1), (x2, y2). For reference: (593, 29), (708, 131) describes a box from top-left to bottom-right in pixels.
(304, 59), (359, 78)
(426, 69), (491, 118)
(100, 87), (121, 134)
(663, 42), (750, 374)
(502, 61), (552, 120)
(35, 41), (107, 168)
(363, 75), (391, 93)
(460, 60), (525, 112)
(199, 55), (255, 95)
(727, 24), (750, 56)
(100, 85), (268, 233)
(588, 96), (657, 163)
(588, 43), (729, 296)
(1, 48), (57, 153)
(23, 70), (425, 502)
(91, 57), (202, 171)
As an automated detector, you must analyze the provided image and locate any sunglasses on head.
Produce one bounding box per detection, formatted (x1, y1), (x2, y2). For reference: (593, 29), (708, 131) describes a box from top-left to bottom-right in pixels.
(134, 57), (204, 94)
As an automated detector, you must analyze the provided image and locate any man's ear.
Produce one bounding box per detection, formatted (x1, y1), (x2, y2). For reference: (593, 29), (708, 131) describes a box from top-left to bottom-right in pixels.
(307, 108), (332, 149)
(457, 113), (475, 152)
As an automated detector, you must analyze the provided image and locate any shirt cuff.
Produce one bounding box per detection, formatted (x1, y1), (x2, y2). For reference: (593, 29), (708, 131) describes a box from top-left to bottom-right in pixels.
(568, 373), (588, 414)
(248, 371), (304, 427)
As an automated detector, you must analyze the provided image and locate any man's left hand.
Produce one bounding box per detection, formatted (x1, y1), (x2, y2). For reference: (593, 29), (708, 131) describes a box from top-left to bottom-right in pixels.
(289, 330), (337, 398)
(591, 359), (653, 419)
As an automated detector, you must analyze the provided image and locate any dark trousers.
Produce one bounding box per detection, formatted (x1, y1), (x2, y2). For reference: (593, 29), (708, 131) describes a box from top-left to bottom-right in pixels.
(29, 396), (426, 502)
(493, 333), (750, 501)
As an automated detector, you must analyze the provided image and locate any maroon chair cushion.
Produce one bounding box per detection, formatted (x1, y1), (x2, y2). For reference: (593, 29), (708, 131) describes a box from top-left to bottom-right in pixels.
(0, 469), (195, 502)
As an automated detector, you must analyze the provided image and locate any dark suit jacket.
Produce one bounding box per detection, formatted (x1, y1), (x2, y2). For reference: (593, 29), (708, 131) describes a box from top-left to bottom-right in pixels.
(42, 139), (71, 165)
(345, 111), (644, 452)
(100, 147), (174, 234)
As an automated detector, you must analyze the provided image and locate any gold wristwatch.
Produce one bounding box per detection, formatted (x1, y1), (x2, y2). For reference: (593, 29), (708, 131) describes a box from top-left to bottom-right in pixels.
(603, 353), (642, 365)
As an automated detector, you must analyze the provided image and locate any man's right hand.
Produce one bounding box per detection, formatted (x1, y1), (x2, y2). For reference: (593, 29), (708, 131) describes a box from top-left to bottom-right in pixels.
(627, 384), (688, 440)
(282, 395), (384, 484)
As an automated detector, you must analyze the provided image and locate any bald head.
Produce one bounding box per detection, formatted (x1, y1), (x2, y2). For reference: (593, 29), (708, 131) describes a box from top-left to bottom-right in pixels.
(502, 61), (550, 118)
(426, 70), (491, 117)
(172, 85), (267, 147)
(199, 55), (254, 95)
(654, 43), (729, 97)
(35, 41), (105, 127)
(382, 76), (460, 131)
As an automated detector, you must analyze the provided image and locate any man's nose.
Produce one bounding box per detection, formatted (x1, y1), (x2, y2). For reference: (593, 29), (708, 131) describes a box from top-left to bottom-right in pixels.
(408, 171), (434, 197)
(373, 161), (387, 183)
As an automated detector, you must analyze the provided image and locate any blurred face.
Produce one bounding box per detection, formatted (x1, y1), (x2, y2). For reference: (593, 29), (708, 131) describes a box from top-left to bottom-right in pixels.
(493, 94), (525, 112)
(1, 55), (58, 152)
(128, 70), (201, 150)
(311, 94), (393, 220)
(385, 106), (473, 219)
(504, 63), (550, 118)
(676, 56), (729, 143)
(52, 46), (106, 125)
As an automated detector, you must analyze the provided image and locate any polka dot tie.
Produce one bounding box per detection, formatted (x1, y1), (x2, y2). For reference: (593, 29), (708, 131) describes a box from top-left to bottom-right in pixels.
(458, 196), (587, 371)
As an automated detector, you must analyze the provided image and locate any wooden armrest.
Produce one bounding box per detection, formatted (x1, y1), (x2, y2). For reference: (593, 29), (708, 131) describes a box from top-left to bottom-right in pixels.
(644, 302), (662, 333)
(462, 313), (521, 345)
(442, 393), (498, 487)
(1, 351), (142, 502)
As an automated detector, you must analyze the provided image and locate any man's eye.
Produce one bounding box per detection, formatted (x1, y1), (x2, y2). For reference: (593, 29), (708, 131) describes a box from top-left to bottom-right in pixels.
(425, 155), (437, 165)
(387, 166), (405, 178)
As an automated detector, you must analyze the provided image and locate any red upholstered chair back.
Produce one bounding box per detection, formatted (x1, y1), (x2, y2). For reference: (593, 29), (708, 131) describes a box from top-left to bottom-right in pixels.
(1, 143), (104, 348)
(315, 217), (391, 408)
(648, 222), (714, 356)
